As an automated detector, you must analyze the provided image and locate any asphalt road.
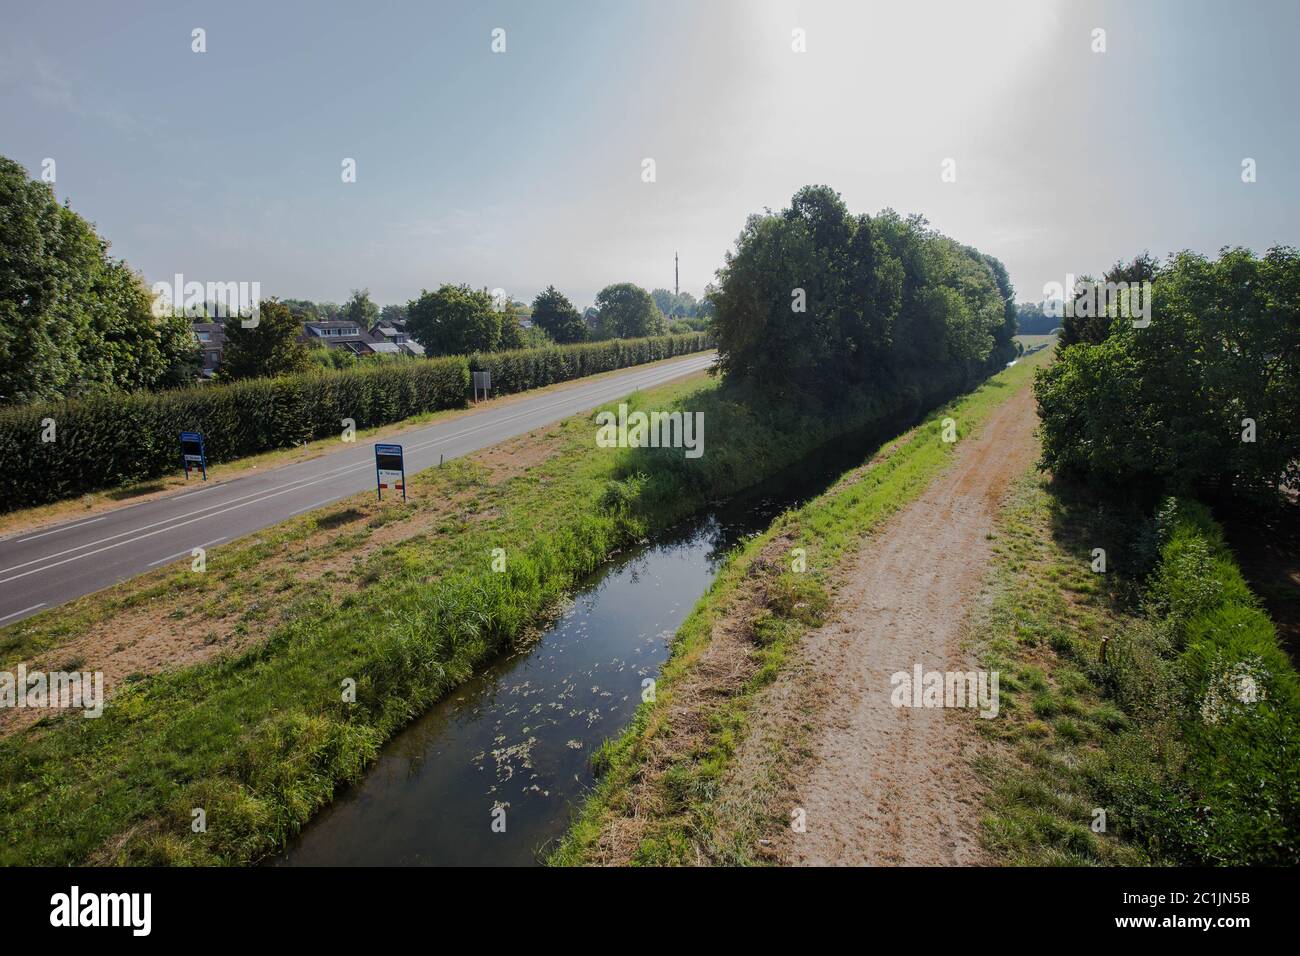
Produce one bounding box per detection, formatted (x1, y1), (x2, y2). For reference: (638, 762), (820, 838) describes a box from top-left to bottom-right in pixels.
(0, 352), (716, 627)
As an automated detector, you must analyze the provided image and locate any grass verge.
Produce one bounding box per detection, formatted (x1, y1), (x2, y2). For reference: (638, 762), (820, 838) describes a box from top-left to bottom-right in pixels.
(968, 472), (1300, 865)
(967, 473), (1152, 864)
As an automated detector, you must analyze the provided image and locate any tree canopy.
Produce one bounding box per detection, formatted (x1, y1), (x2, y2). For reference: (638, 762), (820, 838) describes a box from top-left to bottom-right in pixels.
(592, 283), (666, 339)
(1036, 245), (1300, 496)
(218, 299), (311, 380)
(340, 288), (379, 329)
(379, 303), (408, 325)
(0, 155), (199, 404)
(711, 185), (1016, 403)
(650, 288), (698, 318)
(406, 284), (503, 355)
(530, 286), (587, 343)
(1058, 252), (1161, 348)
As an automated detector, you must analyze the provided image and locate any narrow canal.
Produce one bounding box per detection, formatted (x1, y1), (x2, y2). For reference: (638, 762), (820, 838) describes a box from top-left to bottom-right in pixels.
(276, 426), (896, 865)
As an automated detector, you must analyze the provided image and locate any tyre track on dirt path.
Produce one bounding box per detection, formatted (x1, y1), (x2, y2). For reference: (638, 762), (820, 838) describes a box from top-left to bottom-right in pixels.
(776, 382), (1039, 866)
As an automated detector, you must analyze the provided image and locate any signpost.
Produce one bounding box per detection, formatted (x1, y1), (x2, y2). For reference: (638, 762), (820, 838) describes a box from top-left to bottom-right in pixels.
(180, 431), (208, 481)
(472, 369), (492, 402)
(374, 443), (406, 501)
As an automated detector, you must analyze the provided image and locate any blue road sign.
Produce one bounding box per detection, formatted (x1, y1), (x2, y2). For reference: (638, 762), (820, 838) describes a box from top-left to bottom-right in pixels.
(375, 443), (406, 501)
(180, 431), (207, 481)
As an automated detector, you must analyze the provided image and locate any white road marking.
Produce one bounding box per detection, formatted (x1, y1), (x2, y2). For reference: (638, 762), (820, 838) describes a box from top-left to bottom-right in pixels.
(17, 514), (108, 542)
(0, 603), (46, 623)
(146, 536), (228, 568)
(0, 455), (375, 576)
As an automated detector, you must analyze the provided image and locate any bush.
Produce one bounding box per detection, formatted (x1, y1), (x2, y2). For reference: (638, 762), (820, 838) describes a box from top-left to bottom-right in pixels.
(1035, 246), (1300, 497)
(0, 333), (713, 511)
(1098, 498), (1300, 864)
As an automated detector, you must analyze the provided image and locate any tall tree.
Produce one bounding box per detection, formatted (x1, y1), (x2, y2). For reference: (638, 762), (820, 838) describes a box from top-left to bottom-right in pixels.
(219, 299), (310, 380)
(593, 283), (665, 339)
(0, 155), (199, 403)
(282, 299), (321, 320)
(530, 286), (586, 343)
(497, 300), (531, 350)
(1059, 252), (1161, 347)
(406, 284), (502, 355)
(1037, 245), (1300, 496)
(340, 288), (379, 329)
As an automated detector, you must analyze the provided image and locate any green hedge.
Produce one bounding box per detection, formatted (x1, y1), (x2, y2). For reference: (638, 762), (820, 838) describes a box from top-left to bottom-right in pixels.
(0, 333), (712, 511)
(467, 332), (710, 395)
(1099, 499), (1300, 864)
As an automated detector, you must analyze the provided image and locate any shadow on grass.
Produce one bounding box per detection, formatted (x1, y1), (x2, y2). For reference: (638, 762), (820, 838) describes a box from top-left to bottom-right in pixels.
(1213, 490), (1300, 666)
(314, 507), (367, 530)
(1040, 475), (1163, 612)
(606, 372), (974, 532)
(106, 481), (167, 501)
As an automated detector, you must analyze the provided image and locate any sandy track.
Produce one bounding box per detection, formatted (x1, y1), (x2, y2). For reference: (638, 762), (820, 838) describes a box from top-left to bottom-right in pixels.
(778, 383), (1039, 866)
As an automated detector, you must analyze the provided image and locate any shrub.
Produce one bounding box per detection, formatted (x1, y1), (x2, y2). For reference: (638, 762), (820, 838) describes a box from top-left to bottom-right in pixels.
(1098, 498), (1300, 864)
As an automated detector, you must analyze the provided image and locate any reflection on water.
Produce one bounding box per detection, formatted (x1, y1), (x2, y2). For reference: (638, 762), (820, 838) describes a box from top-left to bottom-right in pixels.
(277, 426), (896, 866)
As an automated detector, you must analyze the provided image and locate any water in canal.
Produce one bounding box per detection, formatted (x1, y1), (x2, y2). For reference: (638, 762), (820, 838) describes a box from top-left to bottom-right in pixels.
(276, 427), (895, 866)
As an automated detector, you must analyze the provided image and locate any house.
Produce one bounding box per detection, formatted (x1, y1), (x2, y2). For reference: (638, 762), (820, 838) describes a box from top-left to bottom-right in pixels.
(367, 320), (426, 357)
(189, 314), (428, 379)
(191, 322), (225, 378)
(301, 320), (375, 354)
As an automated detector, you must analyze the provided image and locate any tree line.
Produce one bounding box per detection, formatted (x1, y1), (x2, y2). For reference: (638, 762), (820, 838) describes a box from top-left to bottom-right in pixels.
(0, 156), (199, 404)
(230, 281), (692, 381)
(0, 154), (713, 403)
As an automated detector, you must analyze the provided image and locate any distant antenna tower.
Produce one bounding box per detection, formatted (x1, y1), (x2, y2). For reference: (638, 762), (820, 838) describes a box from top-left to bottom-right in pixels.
(674, 251), (679, 296)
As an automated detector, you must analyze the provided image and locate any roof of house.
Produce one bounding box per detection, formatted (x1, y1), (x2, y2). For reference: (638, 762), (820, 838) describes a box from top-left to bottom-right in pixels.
(304, 320), (364, 332)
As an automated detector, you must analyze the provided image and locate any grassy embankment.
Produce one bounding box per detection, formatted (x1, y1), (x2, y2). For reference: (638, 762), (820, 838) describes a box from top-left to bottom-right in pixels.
(550, 349), (1053, 865)
(0, 360), (961, 865)
(970, 474), (1300, 865)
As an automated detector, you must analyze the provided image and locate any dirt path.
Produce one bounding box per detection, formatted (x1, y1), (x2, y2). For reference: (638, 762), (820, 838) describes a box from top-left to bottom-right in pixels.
(774, 382), (1039, 866)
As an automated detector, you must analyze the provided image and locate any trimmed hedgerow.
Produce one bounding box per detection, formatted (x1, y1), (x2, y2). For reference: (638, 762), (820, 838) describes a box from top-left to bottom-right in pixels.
(0, 333), (712, 511)
(0, 359), (468, 510)
(467, 332), (710, 395)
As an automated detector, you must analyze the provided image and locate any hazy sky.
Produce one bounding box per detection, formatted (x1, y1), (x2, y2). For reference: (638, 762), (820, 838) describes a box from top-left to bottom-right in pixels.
(3, 0), (1298, 308)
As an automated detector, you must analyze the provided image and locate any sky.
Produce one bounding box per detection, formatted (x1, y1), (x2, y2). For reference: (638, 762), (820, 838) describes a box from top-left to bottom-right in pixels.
(2, 0), (1298, 309)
